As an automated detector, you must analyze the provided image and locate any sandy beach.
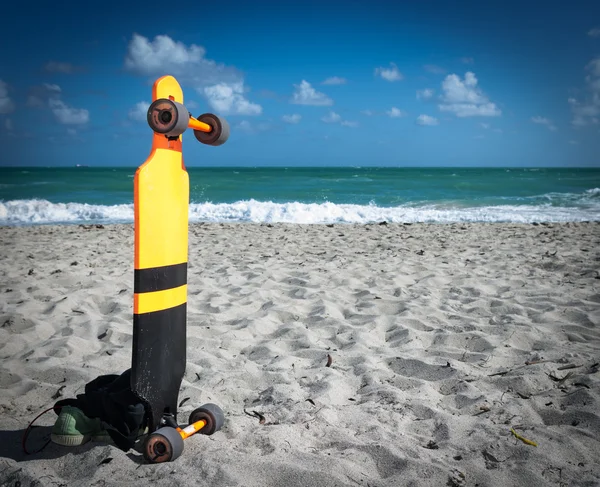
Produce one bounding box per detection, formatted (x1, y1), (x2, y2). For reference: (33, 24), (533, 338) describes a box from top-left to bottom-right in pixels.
(0, 221), (599, 486)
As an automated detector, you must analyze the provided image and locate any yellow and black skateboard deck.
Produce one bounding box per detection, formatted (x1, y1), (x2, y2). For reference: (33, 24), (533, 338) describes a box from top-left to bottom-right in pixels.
(131, 76), (189, 431)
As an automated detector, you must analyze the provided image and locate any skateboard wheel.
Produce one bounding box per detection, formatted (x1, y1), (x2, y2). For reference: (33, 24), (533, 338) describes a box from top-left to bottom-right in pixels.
(193, 114), (230, 146)
(143, 426), (184, 463)
(188, 403), (225, 435)
(147, 98), (189, 137)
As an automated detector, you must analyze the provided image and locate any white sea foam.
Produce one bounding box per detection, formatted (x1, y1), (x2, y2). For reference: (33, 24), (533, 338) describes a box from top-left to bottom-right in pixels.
(0, 200), (133, 225)
(1, 196), (599, 226)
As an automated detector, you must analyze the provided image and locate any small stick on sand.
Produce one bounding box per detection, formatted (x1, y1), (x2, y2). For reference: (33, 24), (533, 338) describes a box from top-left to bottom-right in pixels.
(326, 354), (333, 367)
(303, 407), (324, 427)
(547, 371), (573, 383)
(510, 428), (537, 447)
(586, 363), (599, 373)
(243, 409), (266, 424)
(490, 358), (558, 377)
(557, 364), (581, 371)
(563, 387), (589, 396)
(525, 359), (552, 366)
(489, 370), (509, 377)
(474, 405), (491, 416)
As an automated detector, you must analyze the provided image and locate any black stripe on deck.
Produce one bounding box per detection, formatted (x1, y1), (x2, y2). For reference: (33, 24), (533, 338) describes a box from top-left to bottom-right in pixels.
(134, 262), (187, 293)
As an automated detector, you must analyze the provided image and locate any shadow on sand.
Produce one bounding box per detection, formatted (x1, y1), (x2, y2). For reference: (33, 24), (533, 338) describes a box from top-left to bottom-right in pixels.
(0, 425), (146, 464)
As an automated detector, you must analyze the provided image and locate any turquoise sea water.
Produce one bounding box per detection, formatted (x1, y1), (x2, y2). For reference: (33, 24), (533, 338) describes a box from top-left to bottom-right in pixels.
(1, 167), (599, 225)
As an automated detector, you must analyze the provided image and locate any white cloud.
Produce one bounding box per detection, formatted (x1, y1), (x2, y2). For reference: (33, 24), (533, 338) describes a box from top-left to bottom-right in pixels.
(531, 116), (557, 131)
(438, 72), (501, 117)
(386, 107), (406, 118)
(44, 83), (61, 93)
(423, 64), (446, 75)
(321, 111), (357, 127)
(129, 101), (150, 121)
(237, 120), (252, 133)
(48, 97), (89, 125)
(461, 57), (474, 64)
(322, 111), (342, 123)
(441, 73), (482, 103)
(291, 80), (333, 106)
(125, 34), (218, 78)
(187, 100), (199, 110)
(27, 83), (62, 108)
(27, 83), (89, 124)
(44, 61), (83, 74)
(67, 128), (77, 135)
(322, 76), (347, 85)
(441, 103), (499, 117)
(282, 114), (301, 124)
(569, 140), (579, 145)
(124, 33), (261, 116)
(26, 83), (89, 124)
(586, 58), (600, 81)
(361, 110), (374, 116)
(5, 118), (13, 131)
(204, 82), (262, 115)
(416, 114), (439, 126)
(588, 28), (600, 38)
(27, 96), (44, 108)
(0, 80), (15, 114)
(236, 120), (271, 134)
(417, 89), (434, 100)
(569, 57), (600, 127)
(375, 62), (403, 81)
(480, 123), (490, 129)
(569, 97), (600, 126)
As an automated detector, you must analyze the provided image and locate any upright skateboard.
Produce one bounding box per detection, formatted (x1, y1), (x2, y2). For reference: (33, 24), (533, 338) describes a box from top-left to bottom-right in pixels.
(132, 75), (228, 463)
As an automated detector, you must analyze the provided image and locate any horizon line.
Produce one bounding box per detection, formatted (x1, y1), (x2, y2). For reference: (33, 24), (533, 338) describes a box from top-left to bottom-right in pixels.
(1, 165), (599, 169)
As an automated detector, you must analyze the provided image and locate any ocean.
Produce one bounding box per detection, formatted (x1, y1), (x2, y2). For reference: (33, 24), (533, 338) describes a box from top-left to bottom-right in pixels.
(1, 166), (599, 225)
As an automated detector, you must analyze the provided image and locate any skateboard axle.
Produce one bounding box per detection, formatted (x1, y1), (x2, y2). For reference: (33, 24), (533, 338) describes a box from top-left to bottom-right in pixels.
(177, 419), (208, 440)
(188, 116), (212, 133)
(160, 413), (208, 440)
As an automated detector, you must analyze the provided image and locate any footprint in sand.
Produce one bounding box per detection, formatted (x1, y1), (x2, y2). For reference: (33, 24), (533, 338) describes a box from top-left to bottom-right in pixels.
(1, 314), (36, 334)
(388, 357), (457, 381)
(385, 326), (413, 347)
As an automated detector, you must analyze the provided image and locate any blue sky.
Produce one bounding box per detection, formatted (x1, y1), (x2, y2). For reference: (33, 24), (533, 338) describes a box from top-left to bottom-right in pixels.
(1, 0), (599, 167)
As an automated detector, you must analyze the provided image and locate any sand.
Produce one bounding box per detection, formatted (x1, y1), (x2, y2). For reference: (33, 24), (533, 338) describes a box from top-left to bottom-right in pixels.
(0, 221), (599, 486)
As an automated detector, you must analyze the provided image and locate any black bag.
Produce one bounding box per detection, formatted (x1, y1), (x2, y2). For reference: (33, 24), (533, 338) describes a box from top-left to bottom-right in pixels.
(53, 369), (147, 452)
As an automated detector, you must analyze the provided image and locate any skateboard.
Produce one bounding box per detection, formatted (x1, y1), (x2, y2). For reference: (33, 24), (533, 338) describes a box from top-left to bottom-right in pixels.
(131, 75), (228, 463)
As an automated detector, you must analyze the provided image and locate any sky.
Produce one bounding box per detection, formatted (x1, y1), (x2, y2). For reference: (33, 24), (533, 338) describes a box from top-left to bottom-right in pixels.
(1, 0), (599, 167)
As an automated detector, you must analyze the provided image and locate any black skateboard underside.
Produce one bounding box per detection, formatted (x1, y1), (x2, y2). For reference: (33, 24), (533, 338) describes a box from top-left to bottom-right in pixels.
(131, 303), (187, 432)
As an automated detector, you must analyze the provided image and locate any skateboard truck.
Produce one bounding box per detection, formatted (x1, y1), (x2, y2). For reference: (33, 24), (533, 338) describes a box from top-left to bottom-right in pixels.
(143, 404), (225, 463)
(147, 98), (229, 146)
(132, 75), (228, 463)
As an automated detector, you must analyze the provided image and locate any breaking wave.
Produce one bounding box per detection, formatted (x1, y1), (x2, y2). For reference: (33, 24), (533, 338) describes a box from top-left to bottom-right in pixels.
(1, 194), (599, 226)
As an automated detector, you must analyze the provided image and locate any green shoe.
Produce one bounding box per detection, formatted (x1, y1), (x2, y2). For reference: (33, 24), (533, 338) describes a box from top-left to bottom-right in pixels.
(50, 406), (109, 447)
